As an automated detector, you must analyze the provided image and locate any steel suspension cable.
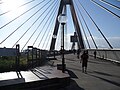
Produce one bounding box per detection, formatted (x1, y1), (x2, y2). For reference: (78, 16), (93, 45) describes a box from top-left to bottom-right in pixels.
(14, 0), (56, 50)
(91, 0), (120, 19)
(0, 0), (45, 30)
(55, 28), (61, 50)
(38, 1), (58, 48)
(79, 18), (91, 49)
(32, 0), (57, 46)
(0, 0), (36, 16)
(100, 0), (120, 10)
(44, 0), (60, 50)
(78, 0), (113, 49)
(52, 7), (61, 50)
(75, 1), (98, 49)
(22, 0), (58, 50)
(44, 30), (54, 50)
(41, 2), (59, 49)
(0, 0), (50, 45)
(74, 1), (91, 49)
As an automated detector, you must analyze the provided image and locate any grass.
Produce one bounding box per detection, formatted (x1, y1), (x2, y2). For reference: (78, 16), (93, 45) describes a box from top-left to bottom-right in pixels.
(0, 57), (15, 72)
(0, 56), (28, 73)
(0, 55), (46, 73)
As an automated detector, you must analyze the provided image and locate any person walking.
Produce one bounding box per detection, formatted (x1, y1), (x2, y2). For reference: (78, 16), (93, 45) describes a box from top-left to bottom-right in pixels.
(73, 49), (76, 55)
(81, 50), (89, 73)
(94, 51), (97, 59)
(77, 48), (81, 59)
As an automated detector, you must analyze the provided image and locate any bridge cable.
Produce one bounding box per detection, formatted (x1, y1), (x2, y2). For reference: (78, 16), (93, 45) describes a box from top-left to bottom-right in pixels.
(16, 0), (56, 50)
(54, 30), (59, 50)
(41, 1), (59, 49)
(32, 0), (57, 46)
(38, 1), (58, 48)
(0, 0), (50, 45)
(43, 0), (60, 50)
(0, 0), (45, 30)
(22, 0), (58, 50)
(91, 0), (120, 19)
(74, 1), (91, 49)
(75, 0), (98, 49)
(55, 28), (61, 50)
(78, 0), (113, 49)
(45, 1), (60, 49)
(0, 0), (36, 16)
(100, 0), (120, 10)
(44, 1), (60, 50)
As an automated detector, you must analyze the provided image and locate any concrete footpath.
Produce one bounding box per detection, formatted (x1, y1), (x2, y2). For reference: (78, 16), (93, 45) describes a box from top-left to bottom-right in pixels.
(0, 65), (70, 90)
(53, 54), (120, 90)
(0, 53), (120, 90)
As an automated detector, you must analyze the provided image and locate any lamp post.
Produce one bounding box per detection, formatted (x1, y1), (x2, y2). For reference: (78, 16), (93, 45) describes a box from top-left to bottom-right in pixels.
(58, 14), (67, 73)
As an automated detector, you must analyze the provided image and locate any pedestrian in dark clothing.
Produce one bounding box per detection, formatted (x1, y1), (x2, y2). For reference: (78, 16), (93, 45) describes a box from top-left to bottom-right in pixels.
(77, 49), (81, 59)
(81, 50), (89, 73)
(94, 51), (97, 59)
(73, 49), (76, 55)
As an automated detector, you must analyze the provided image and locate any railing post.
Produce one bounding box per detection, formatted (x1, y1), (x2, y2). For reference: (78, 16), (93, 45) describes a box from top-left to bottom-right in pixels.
(16, 44), (20, 71)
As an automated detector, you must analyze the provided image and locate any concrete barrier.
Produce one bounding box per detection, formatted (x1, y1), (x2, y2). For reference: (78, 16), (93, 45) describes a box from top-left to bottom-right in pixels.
(86, 49), (120, 63)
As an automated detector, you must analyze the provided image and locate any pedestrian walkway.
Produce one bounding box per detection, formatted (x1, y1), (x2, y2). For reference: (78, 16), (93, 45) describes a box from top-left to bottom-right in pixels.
(53, 54), (120, 90)
(0, 65), (70, 90)
(0, 53), (120, 90)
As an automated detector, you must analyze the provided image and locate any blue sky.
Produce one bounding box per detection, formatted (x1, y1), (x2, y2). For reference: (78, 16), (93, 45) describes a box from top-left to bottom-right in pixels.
(66, 0), (120, 49)
(0, 0), (120, 50)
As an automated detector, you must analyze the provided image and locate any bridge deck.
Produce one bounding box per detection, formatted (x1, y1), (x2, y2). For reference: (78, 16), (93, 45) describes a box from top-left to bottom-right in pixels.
(54, 53), (120, 90)
(0, 65), (70, 90)
(0, 53), (120, 90)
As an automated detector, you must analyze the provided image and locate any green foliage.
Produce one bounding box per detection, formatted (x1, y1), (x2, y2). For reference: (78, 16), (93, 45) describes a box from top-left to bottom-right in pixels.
(0, 56), (15, 72)
(0, 56), (27, 73)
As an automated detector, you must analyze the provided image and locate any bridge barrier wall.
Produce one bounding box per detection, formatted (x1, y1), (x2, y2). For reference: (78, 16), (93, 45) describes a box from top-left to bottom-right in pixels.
(86, 49), (120, 63)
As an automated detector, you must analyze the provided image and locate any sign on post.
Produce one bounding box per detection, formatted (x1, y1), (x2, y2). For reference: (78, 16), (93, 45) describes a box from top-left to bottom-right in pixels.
(70, 36), (77, 42)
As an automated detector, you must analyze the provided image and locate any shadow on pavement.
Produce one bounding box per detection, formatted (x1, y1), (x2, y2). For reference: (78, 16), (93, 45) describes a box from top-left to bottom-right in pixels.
(56, 69), (84, 90)
(93, 71), (112, 76)
(87, 73), (120, 87)
(16, 71), (23, 78)
(67, 67), (81, 72)
(58, 79), (84, 90)
(67, 69), (78, 79)
(93, 70), (120, 78)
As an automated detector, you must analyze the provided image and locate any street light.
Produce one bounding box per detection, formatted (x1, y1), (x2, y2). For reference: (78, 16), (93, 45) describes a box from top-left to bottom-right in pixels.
(58, 14), (67, 73)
